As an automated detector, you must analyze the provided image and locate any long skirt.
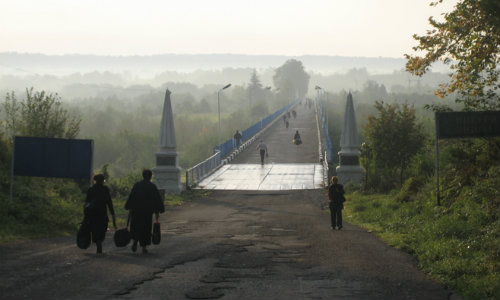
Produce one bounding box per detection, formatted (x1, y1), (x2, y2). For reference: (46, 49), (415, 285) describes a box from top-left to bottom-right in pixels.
(88, 214), (108, 243)
(130, 211), (153, 247)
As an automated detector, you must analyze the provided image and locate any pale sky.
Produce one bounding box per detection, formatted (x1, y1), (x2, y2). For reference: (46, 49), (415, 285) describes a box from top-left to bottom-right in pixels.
(0, 0), (457, 58)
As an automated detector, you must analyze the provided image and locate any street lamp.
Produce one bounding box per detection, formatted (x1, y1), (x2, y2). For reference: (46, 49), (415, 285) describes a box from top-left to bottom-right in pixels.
(315, 85), (322, 106)
(218, 83), (231, 149)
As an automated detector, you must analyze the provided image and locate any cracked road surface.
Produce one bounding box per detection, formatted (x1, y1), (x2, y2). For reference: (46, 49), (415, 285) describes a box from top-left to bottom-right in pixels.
(0, 190), (458, 300)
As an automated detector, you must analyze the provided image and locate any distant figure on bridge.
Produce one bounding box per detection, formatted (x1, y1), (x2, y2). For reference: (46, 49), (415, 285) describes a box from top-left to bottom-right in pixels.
(285, 120), (289, 129)
(292, 110), (296, 118)
(125, 169), (165, 254)
(85, 174), (116, 254)
(256, 140), (269, 165)
(283, 115), (287, 123)
(293, 130), (302, 145)
(328, 176), (345, 230)
(234, 130), (242, 148)
(287, 111), (291, 118)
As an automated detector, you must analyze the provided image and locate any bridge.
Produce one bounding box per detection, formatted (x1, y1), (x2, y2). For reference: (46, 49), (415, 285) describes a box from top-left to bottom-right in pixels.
(192, 101), (329, 190)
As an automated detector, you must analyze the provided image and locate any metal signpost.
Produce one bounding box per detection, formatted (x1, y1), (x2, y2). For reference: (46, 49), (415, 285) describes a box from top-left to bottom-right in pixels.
(434, 111), (500, 205)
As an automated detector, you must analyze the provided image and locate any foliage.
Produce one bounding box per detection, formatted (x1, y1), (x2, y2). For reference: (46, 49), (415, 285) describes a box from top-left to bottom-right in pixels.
(345, 181), (499, 299)
(273, 59), (310, 102)
(405, 0), (500, 110)
(438, 138), (500, 205)
(363, 101), (427, 190)
(2, 88), (81, 139)
(0, 176), (85, 242)
(0, 88), (86, 241)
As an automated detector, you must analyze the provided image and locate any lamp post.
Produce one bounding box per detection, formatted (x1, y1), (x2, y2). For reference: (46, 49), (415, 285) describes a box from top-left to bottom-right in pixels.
(218, 83), (231, 149)
(315, 85), (322, 106)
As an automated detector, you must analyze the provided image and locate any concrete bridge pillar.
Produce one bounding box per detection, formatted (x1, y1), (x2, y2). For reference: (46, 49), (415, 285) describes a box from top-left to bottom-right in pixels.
(153, 89), (182, 194)
(336, 92), (363, 185)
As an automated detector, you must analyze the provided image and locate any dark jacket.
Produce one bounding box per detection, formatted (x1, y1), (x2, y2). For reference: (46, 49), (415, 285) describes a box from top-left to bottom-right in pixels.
(125, 179), (165, 213)
(328, 183), (345, 210)
(125, 179), (165, 246)
(85, 184), (114, 242)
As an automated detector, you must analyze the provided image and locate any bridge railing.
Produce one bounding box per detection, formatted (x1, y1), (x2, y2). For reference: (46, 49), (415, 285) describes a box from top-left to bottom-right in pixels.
(317, 101), (333, 161)
(186, 99), (299, 189)
(185, 150), (221, 190)
(323, 150), (330, 186)
(214, 99), (299, 158)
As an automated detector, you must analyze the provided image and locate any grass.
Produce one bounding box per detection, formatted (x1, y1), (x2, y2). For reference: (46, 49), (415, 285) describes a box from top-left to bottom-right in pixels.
(0, 184), (210, 243)
(344, 187), (499, 300)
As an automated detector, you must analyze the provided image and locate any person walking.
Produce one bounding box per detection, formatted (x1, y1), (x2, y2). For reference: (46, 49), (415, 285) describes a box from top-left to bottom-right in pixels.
(293, 130), (302, 145)
(234, 130), (242, 148)
(125, 169), (165, 254)
(256, 140), (269, 166)
(328, 176), (345, 230)
(85, 174), (116, 254)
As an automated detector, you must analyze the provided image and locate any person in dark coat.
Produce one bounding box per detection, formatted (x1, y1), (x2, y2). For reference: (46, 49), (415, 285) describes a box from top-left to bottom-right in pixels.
(234, 130), (242, 148)
(256, 140), (269, 166)
(293, 130), (302, 145)
(328, 176), (345, 230)
(85, 174), (116, 254)
(125, 169), (165, 254)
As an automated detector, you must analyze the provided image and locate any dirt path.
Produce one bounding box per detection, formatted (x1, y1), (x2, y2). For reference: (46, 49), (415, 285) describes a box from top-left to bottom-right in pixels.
(0, 190), (459, 300)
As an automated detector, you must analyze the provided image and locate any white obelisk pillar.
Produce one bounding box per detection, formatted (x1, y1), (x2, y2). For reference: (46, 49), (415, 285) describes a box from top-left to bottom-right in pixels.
(153, 89), (182, 194)
(336, 92), (363, 185)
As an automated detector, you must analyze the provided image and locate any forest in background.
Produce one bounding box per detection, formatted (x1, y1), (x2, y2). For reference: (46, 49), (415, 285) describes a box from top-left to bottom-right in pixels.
(0, 58), (454, 177)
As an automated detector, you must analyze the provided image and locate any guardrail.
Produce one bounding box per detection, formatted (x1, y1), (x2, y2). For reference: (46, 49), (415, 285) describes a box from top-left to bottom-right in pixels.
(214, 99), (299, 158)
(323, 150), (330, 186)
(317, 101), (333, 161)
(186, 99), (300, 189)
(185, 150), (221, 190)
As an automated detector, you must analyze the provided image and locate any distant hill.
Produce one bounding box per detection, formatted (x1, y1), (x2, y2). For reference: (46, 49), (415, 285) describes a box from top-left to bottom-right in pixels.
(0, 52), (449, 77)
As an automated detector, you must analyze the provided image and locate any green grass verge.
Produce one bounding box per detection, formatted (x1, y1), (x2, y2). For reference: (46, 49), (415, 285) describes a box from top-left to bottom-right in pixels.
(344, 190), (499, 300)
(0, 187), (210, 243)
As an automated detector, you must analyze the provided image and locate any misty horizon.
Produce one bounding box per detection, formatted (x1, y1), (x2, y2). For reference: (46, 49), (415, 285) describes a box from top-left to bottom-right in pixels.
(0, 52), (450, 76)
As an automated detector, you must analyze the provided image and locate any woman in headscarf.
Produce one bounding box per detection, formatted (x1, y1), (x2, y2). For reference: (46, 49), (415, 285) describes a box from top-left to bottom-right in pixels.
(85, 174), (116, 253)
(125, 169), (165, 254)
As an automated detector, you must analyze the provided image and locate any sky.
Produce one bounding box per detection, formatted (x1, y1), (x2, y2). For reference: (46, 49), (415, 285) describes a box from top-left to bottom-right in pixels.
(0, 0), (457, 58)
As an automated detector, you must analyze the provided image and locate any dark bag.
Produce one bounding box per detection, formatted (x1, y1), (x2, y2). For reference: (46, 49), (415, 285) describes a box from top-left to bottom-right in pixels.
(152, 221), (161, 245)
(114, 228), (131, 247)
(76, 219), (91, 249)
(114, 213), (131, 247)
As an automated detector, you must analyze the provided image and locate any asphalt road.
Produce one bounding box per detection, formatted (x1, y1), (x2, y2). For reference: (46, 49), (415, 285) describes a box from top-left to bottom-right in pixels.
(0, 103), (461, 300)
(0, 190), (459, 300)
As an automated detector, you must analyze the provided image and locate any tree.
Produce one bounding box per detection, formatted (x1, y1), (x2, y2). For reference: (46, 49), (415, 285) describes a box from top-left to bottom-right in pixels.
(364, 101), (426, 188)
(249, 69), (262, 91)
(2, 88), (81, 139)
(405, 0), (500, 110)
(273, 59), (310, 101)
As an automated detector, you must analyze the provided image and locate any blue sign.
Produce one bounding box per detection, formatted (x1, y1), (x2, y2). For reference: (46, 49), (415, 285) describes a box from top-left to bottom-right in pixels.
(13, 136), (93, 179)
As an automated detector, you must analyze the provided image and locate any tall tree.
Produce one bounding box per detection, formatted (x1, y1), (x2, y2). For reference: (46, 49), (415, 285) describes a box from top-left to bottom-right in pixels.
(2, 88), (81, 139)
(249, 69), (262, 91)
(364, 101), (426, 188)
(405, 0), (500, 110)
(273, 59), (310, 101)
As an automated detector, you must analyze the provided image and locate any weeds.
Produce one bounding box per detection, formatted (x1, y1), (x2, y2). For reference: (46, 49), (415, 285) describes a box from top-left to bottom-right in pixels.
(345, 179), (499, 300)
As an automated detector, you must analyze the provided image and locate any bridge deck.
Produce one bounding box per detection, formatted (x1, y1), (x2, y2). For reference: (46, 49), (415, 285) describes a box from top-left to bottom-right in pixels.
(197, 163), (323, 190)
(197, 102), (324, 190)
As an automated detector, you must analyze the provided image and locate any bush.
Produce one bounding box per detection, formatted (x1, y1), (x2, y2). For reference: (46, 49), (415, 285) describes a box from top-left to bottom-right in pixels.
(345, 180), (499, 300)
